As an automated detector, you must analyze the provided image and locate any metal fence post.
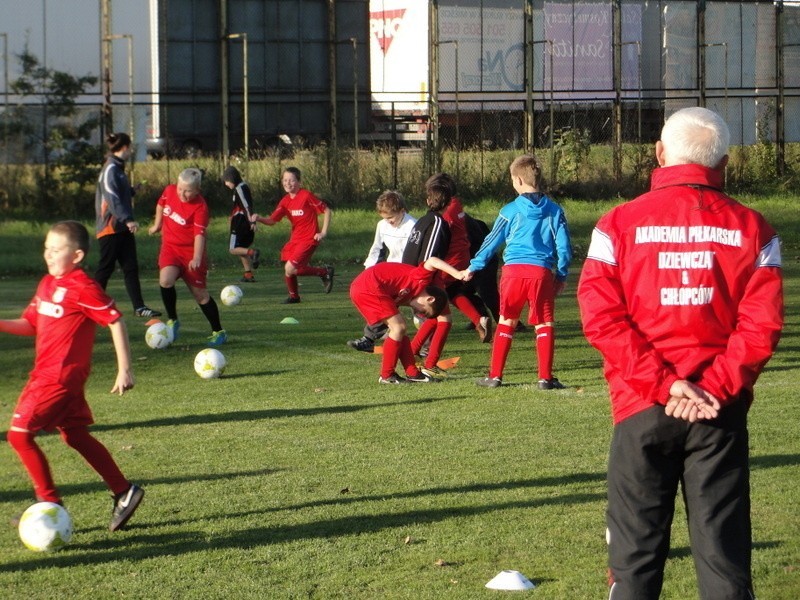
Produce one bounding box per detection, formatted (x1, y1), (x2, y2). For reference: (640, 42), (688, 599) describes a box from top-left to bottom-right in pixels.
(227, 33), (249, 166)
(428, 0), (439, 175)
(613, 0), (622, 183)
(328, 0), (338, 190)
(776, 0), (786, 175)
(531, 39), (555, 180)
(524, 0), (534, 153)
(100, 0), (112, 139)
(391, 102), (398, 189)
(220, 0), (229, 163)
(352, 37), (358, 150)
(698, 0), (706, 107)
(1, 32), (8, 175)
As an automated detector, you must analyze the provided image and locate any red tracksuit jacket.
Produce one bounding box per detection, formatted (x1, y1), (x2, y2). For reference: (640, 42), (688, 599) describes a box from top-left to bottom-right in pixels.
(578, 163), (783, 424)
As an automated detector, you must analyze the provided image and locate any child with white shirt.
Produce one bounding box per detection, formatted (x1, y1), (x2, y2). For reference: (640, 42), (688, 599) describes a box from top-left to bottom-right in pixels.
(363, 190), (416, 267)
(347, 190), (416, 352)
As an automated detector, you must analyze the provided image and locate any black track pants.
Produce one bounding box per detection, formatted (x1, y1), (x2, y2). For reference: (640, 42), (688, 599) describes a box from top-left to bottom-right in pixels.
(607, 400), (753, 600)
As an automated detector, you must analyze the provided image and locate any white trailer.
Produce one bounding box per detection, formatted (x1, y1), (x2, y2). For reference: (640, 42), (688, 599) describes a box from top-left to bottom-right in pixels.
(367, 0), (527, 143)
(368, 0), (430, 142)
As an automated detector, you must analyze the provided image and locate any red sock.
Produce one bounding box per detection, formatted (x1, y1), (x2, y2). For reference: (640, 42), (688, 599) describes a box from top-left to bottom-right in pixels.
(411, 318), (437, 354)
(61, 426), (129, 495)
(424, 321), (452, 369)
(285, 275), (299, 297)
(296, 265), (326, 277)
(381, 337), (401, 379)
(451, 295), (482, 325)
(399, 336), (421, 376)
(8, 430), (60, 503)
(536, 325), (555, 380)
(489, 323), (515, 379)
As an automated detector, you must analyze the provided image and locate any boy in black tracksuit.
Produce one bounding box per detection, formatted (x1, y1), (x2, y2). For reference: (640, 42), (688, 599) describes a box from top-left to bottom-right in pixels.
(403, 183), (451, 367)
(222, 166), (261, 283)
(402, 198), (450, 266)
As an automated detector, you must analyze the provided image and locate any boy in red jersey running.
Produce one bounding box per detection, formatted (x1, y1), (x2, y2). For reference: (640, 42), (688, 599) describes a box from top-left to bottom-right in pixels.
(252, 167), (334, 303)
(3, 221), (144, 532)
(350, 256), (466, 384)
(149, 168), (226, 346)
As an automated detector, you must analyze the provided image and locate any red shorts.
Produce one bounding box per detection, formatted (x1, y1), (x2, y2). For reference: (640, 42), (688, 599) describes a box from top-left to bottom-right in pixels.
(350, 279), (399, 327)
(11, 380), (93, 432)
(159, 245), (208, 288)
(499, 264), (555, 325)
(281, 239), (318, 267)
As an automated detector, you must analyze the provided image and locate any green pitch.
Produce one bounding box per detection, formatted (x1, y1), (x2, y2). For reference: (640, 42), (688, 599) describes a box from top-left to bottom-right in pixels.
(0, 204), (797, 598)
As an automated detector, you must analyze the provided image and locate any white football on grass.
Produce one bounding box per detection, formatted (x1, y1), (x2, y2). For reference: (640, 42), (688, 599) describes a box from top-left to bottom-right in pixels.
(220, 285), (243, 306)
(194, 348), (226, 379)
(145, 322), (173, 349)
(18, 502), (73, 552)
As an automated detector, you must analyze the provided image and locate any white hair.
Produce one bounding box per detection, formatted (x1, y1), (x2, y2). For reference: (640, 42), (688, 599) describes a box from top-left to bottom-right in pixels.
(178, 167), (203, 189)
(660, 107), (730, 168)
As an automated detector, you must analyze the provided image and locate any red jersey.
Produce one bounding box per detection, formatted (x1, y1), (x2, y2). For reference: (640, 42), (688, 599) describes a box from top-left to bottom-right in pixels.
(578, 164), (783, 424)
(357, 262), (436, 303)
(269, 188), (327, 246)
(442, 197), (471, 271)
(350, 263), (437, 325)
(22, 268), (122, 389)
(157, 184), (209, 251)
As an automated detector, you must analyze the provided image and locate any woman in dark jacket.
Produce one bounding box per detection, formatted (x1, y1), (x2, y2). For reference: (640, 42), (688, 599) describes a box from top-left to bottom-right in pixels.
(94, 132), (161, 318)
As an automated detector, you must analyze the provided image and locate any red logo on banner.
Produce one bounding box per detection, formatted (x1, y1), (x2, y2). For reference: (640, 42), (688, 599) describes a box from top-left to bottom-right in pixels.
(370, 9), (407, 55)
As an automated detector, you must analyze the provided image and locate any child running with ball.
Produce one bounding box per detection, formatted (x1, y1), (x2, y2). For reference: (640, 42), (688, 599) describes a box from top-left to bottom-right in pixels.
(2, 221), (144, 531)
(149, 168), (227, 346)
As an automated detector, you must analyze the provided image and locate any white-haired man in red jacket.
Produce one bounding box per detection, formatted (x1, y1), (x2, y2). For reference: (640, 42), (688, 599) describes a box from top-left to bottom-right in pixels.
(578, 107), (783, 600)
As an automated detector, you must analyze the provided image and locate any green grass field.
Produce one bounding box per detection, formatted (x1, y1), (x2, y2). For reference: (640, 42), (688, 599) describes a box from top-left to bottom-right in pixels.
(0, 201), (798, 599)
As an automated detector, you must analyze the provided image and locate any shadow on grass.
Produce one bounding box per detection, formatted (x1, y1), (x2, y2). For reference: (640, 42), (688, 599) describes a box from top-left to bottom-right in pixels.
(91, 396), (459, 432)
(152, 454), (791, 523)
(750, 453), (800, 470)
(757, 360), (800, 373)
(0, 490), (604, 572)
(150, 470), (609, 528)
(216, 371), (293, 379)
(0, 396), (462, 441)
(668, 540), (781, 561)
(0, 467), (283, 504)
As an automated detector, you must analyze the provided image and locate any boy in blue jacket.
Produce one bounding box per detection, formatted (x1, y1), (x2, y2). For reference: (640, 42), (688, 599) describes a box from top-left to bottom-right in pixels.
(461, 154), (572, 389)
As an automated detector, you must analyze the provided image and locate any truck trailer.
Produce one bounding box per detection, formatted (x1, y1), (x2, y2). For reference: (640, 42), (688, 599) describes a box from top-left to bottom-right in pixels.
(367, 0), (800, 149)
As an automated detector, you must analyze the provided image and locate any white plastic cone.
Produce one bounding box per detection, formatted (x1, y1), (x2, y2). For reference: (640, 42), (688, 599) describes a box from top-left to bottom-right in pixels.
(485, 570), (536, 591)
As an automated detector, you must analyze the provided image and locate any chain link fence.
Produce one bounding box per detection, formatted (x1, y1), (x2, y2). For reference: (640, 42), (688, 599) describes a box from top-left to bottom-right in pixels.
(426, 0), (800, 196)
(1, 0), (799, 218)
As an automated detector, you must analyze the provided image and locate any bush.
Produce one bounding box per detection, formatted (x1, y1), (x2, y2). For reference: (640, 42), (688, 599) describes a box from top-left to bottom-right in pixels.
(2, 142), (800, 221)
